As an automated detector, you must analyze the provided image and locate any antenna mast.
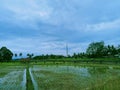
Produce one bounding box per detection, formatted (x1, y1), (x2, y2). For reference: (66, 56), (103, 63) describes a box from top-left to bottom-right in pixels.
(66, 43), (68, 57)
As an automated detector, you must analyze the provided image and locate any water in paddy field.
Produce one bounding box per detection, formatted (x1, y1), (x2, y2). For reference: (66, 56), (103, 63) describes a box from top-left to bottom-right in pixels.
(0, 64), (120, 90)
(31, 65), (120, 90)
(0, 67), (26, 90)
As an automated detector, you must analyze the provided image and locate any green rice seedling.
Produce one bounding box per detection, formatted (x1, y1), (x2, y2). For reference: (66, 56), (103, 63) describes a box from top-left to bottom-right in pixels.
(31, 65), (120, 90)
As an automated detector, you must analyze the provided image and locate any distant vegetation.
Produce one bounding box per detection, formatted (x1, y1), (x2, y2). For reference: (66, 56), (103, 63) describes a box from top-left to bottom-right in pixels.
(33, 41), (120, 60)
(86, 41), (120, 58)
(1, 41), (120, 62)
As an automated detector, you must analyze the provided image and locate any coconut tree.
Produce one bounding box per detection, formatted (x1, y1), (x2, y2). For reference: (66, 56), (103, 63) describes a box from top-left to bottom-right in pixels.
(15, 53), (17, 58)
(19, 53), (22, 59)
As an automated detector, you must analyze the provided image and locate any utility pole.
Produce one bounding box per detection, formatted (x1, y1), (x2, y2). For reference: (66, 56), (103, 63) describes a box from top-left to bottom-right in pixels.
(66, 43), (68, 57)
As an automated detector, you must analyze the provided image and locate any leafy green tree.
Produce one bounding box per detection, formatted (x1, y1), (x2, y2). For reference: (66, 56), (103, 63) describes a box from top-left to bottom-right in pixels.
(31, 53), (34, 59)
(102, 46), (108, 57)
(0, 53), (2, 61)
(116, 45), (120, 58)
(86, 41), (105, 58)
(117, 45), (120, 53)
(27, 53), (30, 57)
(73, 53), (77, 59)
(0, 47), (13, 61)
(27, 53), (34, 59)
(106, 45), (117, 57)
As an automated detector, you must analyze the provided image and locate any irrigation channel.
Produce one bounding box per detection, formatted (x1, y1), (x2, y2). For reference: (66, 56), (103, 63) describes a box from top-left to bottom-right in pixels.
(26, 64), (37, 90)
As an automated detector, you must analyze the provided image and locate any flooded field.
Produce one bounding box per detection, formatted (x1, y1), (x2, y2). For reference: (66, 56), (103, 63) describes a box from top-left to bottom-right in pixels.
(0, 63), (120, 90)
(31, 64), (120, 90)
(0, 65), (26, 90)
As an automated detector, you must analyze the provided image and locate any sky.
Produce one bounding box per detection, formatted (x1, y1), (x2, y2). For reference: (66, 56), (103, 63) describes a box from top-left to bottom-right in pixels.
(0, 0), (120, 56)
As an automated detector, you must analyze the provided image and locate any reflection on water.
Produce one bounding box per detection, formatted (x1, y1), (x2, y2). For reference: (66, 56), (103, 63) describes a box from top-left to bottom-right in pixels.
(33, 65), (89, 77)
(88, 66), (108, 75)
(32, 64), (120, 78)
(31, 64), (120, 90)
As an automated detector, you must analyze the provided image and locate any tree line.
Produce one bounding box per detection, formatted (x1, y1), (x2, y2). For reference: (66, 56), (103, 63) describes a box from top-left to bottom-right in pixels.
(1, 41), (120, 62)
(14, 53), (34, 59)
(33, 41), (120, 60)
(86, 41), (120, 58)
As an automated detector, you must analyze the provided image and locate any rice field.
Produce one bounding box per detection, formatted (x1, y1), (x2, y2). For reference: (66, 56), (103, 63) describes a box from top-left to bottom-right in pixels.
(31, 65), (120, 90)
(0, 63), (120, 90)
(0, 65), (26, 90)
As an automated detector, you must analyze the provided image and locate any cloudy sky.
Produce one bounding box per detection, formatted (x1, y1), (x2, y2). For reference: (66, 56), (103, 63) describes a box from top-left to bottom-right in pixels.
(0, 0), (120, 56)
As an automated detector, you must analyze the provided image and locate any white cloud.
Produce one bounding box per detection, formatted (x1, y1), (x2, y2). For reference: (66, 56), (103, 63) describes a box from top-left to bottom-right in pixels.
(1, 0), (120, 56)
(0, 37), (88, 56)
(85, 19), (120, 31)
(105, 38), (120, 46)
(1, 0), (53, 27)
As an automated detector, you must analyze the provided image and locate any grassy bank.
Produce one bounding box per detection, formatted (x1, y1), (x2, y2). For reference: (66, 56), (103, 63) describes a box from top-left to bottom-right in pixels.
(30, 57), (120, 65)
(26, 65), (34, 90)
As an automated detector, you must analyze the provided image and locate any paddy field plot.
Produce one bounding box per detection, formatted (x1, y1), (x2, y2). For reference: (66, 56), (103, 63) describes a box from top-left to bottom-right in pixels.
(0, 63), (120, 90)
(0, 65), (26, 90)
(31, 65), (120, 90)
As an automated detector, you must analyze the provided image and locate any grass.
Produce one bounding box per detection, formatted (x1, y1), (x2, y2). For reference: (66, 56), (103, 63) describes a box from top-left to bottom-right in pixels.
(32, 57), (120, 61)
(26, 66), (34, 90)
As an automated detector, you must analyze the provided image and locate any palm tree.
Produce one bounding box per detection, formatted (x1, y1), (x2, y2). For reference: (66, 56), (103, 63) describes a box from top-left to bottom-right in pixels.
(19, 53), (22, 59)
(27, 53), (30, 58)
(15, 53), (17, 58)
(27, 53), (34, 59)
(31, 53), (34, 57)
